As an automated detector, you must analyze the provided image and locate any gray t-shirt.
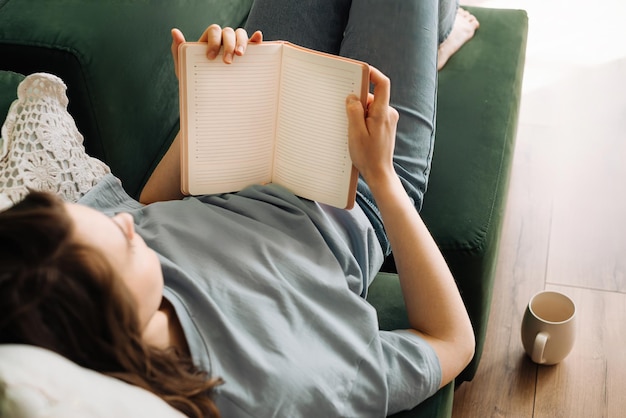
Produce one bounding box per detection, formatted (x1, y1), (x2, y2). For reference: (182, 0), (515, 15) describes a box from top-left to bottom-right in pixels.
(80, 174), (441, 417)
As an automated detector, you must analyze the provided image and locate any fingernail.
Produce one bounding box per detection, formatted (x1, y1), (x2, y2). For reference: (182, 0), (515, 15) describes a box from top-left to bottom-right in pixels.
(236, 45), (244, 55)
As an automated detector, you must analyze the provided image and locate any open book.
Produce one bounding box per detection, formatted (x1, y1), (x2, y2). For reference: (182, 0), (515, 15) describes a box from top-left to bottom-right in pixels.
(178, 41), (369, 209)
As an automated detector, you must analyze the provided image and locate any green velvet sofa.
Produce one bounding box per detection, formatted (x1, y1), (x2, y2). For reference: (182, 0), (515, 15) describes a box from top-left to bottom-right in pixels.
(0, 0), (528, 416)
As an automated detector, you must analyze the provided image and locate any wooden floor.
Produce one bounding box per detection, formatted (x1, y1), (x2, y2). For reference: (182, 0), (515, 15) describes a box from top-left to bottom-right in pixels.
(452, 1), (626, 417)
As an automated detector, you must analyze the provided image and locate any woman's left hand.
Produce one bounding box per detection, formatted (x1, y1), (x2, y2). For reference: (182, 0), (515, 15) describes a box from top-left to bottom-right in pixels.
(170, 25), (263, 78)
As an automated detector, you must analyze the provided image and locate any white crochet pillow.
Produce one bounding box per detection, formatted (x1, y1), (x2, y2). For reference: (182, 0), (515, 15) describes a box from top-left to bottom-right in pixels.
(0, 73), (110, 210)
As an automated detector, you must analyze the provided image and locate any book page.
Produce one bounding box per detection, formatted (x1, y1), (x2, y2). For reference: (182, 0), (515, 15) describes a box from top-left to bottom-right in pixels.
(272, 44), (366, 209)
(179, 43), (282, 195)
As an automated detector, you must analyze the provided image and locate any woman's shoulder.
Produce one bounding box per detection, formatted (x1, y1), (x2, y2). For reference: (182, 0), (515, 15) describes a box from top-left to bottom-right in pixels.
(78, 173), (143, 213)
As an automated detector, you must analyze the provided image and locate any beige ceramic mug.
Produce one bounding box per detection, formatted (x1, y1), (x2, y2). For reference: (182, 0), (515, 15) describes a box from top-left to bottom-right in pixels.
(521, 290), (576, 365)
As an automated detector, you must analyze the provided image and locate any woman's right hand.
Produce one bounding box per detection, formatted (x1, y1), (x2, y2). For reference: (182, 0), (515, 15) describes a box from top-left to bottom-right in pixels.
(347, 69), (475, 391)
(345, 66), (399, 190)
(170, 25), (263, 79)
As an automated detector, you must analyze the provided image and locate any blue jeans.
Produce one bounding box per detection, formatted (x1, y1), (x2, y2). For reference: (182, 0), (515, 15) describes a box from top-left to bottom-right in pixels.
(439, 0), (460, 43)
(246, 0), (446, 255)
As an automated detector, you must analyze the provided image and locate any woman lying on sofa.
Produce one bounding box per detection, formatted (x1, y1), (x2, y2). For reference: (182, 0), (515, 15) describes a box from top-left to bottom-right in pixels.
(0, 0), (475, 416)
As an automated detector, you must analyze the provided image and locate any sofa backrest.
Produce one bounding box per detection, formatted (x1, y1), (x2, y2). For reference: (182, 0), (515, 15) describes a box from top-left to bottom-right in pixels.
(0, 0), (253, 197)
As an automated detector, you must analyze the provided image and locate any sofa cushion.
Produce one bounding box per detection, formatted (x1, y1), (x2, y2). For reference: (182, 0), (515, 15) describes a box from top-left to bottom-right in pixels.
(0, 0), (253, 198)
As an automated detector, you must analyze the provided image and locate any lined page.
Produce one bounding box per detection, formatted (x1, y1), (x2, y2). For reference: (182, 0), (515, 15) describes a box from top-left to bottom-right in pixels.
(180, 43), (281, 195)
(273, 45), (364, 208)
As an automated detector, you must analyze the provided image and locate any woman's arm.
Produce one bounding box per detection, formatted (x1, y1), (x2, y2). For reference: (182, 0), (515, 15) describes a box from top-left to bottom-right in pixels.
(140, 132), (184, 204)
(346, 67), (475, 388)
(139, 26), (263, 204)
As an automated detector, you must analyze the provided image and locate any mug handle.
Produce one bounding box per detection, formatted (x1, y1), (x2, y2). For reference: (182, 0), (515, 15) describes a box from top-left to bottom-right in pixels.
(532, 331), (548, 364)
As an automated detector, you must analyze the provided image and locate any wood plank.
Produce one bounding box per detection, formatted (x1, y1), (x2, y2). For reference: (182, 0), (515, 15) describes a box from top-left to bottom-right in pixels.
(534, 285), (626, 418)
(546, 60), (626, 293)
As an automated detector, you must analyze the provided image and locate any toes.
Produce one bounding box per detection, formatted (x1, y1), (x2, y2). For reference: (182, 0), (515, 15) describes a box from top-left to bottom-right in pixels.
(457, 8), (480, 29)
(469, 15), (480, 29)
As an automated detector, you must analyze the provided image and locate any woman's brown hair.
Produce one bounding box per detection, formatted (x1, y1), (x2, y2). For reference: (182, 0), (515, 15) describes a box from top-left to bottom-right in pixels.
(0, 191), (222, 418)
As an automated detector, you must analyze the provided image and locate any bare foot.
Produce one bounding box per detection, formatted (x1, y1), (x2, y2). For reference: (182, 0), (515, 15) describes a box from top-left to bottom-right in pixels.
(437, 8), (480, 70)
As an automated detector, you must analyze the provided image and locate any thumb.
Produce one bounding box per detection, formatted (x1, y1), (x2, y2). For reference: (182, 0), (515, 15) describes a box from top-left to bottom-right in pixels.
(249, 30), (263, 43)
(171, 28), (186, 79)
